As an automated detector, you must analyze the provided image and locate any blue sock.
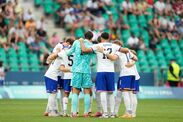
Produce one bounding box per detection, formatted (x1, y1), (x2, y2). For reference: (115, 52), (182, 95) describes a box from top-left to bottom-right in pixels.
(84, 94), (90, 114)
(71, 93), (78, 114)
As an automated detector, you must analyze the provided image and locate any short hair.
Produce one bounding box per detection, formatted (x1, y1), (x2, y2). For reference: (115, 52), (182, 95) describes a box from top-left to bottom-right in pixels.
(66, 38), (74, 45)
(84, 31), (93, 40)
(97, 36), (101, 42)
(101, 32), (109, 40)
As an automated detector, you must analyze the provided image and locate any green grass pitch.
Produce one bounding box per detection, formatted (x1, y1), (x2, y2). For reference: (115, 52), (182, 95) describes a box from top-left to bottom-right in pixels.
(0, 99), (183, 122)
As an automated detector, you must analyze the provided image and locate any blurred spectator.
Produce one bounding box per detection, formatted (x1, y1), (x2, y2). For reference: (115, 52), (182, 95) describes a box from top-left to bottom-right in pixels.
(138, 38), (147, 51)
(106, 14), (116, 31)
(26, 30), (35, 45)
(164, 0), (172, 16)
(121, 0), (133, 14)
(127, 33), (139, 51)
(64, 11), (77, 34)
(14, 0), (23, 18)
(49, 32), (60, 48)
(149, 33), (159, 51)
(172, 0), (183, 16)
(0, 15), (7, 36)
(154, 0), (165, 15)
(117, 14), (130, 31)
(25, 17), (36, 31)
(36, 27), (47, 43)
(0, 61), (5, 86)
(90, 12), (105, 31)
(23, 9), (35, 24)
(29, 38), (41, 55)
(149, 14), (161, 38)
(5, 1), (15, 20)
(167, 59), (181, 87)
(36, 16), (46, 31)
(0, 32), (8, 50)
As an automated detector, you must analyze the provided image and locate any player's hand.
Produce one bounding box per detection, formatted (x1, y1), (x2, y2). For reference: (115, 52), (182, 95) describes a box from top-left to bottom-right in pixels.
(125, 61), (135, 68)
(130, 50), (137, 55)
(96, 46), (104, 53)
(56, 48), (61, 53)
(79, 38), (84, 42)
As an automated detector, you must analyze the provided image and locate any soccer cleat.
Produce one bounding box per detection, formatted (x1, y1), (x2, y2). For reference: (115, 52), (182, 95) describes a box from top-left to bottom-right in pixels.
(48, 111), (60, 117)
(132, 114), (136, 118)
(43, 112), (49, 116)
(92, 112), (102, 117)
(83, 113), (90, 118)
(119, 113), (132, 119)
(99, 114), (109, 118)
(70, 113), (77, 118)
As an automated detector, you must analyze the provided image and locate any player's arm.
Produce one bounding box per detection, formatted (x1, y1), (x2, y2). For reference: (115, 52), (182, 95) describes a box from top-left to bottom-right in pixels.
(125, 61), (135, 68)
(79, 38), (93, 53)
(46, 48), (61, 64)
(59, 65), (71, 72)
(129, 50), (138, 61)
(119, 47), (130, 53)
(97, 46), (118, 61)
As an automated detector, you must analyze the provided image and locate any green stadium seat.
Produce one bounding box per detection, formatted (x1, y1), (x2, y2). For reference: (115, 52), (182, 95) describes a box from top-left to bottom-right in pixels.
(129, 14), (137, 24)
(138, 14), (147, 27)
(34, 0), (43, 6)
(141, 30), (149, 47)
(121, 30), (131, 44)
(160, 39), (169, 49)
(75, 28), (84, 38)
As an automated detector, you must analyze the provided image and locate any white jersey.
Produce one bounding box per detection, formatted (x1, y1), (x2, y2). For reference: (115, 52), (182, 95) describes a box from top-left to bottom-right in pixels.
(116, 51), (137, 77)
(58, 50), (74, 79)
(44, 57), (63, 81)
(52, 42), (64, 77)
(134, 65), (140, 80)
(53, 43), (64, 53)
(92, 42), (120, 72)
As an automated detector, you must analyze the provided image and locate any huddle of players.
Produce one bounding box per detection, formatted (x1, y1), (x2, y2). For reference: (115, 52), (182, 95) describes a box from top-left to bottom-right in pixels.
(43, 31), (140, 118)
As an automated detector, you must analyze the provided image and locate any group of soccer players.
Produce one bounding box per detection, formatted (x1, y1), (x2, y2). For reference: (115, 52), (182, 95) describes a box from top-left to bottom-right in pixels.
(43, 31), (140, 119)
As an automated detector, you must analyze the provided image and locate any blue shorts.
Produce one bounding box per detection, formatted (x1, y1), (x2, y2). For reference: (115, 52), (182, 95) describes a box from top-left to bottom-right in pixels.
(58, 76), (64, 89)
(133, 80), (139, 92)
(118, 75), (135, 90)
(63, 79), (72, 92)
(44, 76), (58, 93)
(0, 80), (4, 86)
(96, 72), (115, 92)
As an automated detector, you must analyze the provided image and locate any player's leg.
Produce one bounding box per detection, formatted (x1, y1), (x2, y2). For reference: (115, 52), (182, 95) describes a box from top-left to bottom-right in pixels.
(58, 76), (64, 114)
(114, 79), (123, 116)
(131, 80), (139, 118)
(93, 91), (102, 117)
(119, 76), (135, 118)
(96, 72), (108, 118)
(62, 79), (72, 116)
(82, 73), (93, 117)
(70, 73), (82, 117)
(44, 76), (59, 117)
(88, 88), (93, 114)
(106, 72), (116, 118)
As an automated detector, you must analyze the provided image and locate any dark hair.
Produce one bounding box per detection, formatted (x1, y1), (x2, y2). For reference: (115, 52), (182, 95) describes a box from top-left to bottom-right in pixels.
(0, 61), (3, 67)
(84, 31), (93, 40)
(101, 32), (109, 40)
(66, 38), (74, 45)
(97, 36), (101, 42)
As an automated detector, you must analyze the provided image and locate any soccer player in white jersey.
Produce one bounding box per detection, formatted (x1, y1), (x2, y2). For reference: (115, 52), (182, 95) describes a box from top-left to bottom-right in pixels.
(44, 41), (66, 116)
(44, 48), (62, 117)
(58, 38), (75, 116)
(103, 40), (139, 118)
(80, 32), (130, 118)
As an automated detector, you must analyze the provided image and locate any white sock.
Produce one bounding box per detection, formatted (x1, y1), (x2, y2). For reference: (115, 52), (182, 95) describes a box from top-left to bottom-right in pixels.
(107, 94), (110, 112)
(100, 92), (107, 114)
(89, 96), (93, 112)
(48, 93), (57, 112)
(114, 91), (122, 115)
(95, 92), (102, 113)
(122, 91), (132, 114)
(63, 97), (68, 113)
(108, 92), (115, 114)
(60, 90), (64, 112)
(45, 102), (49, 113)
(131, 93), (138, 116)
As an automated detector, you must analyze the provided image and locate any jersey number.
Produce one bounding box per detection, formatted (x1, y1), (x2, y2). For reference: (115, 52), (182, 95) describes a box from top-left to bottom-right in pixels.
(68, 55), (74, 66)
(103, 48), (112, 59)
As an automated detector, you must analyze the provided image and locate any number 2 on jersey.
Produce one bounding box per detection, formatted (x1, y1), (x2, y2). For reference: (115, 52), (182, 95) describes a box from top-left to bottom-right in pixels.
(103, 48), (112, 59)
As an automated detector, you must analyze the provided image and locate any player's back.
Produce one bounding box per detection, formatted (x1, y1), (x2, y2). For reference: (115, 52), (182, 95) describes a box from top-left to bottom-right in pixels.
(44, 57), (62, 80)
(95, 42), (120, 72)
(117, 52), (136, 76)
